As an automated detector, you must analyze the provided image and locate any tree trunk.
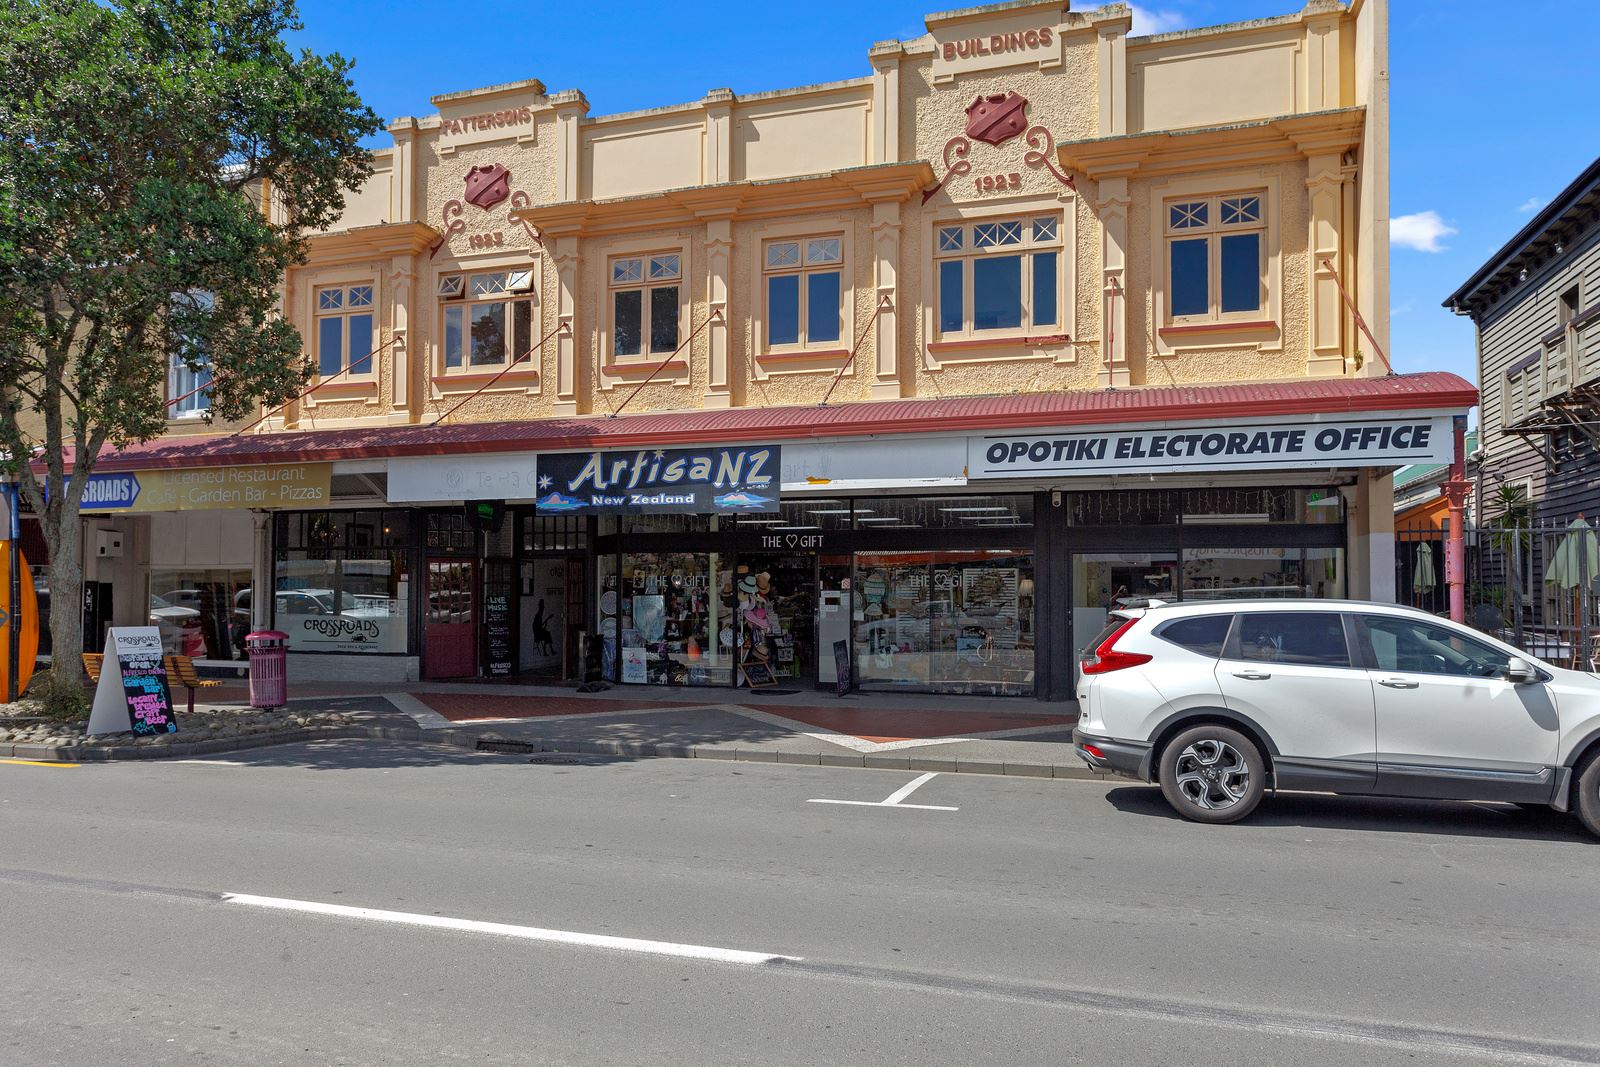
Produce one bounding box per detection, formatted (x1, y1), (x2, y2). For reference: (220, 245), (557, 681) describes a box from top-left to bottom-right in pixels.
(41, 497), (84, 699)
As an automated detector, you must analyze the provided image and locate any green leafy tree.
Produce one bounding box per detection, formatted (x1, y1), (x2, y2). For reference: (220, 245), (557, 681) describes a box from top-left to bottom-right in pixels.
(0, 0), (381, 708)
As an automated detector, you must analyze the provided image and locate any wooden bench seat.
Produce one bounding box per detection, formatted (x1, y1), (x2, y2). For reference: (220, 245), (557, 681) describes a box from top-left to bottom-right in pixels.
(82, 652), (103, 684)
(165, 654), (224, 715)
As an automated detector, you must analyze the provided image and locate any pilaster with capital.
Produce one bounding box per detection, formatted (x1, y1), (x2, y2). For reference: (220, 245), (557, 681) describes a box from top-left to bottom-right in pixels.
(704, 218), (734, 408)
(388, 257), (415, 412)
(870, 201), (902, 399)
(552, 237), (581, 415)
(1306, 152), (1349, 377)
(1096, 176), (1132, 388)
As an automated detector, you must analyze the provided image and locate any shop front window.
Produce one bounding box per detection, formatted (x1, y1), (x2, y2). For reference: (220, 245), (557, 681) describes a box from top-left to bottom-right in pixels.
(854, 549), (1034, 696)
(737, 554), (815, 686)
(150, 568), (252, 660)
(1181, 546), (1344, 600)
(275, 550), (410, 653)
(618, 552), (733, 686)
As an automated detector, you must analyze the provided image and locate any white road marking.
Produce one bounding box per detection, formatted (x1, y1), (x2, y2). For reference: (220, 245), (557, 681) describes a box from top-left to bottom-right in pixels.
(381, 692), (454, 730)
(174, 759), (247, 766)
(219, 892), (801, 965)
(723, 703), (1073, 753)
(808, 771), (958, 812)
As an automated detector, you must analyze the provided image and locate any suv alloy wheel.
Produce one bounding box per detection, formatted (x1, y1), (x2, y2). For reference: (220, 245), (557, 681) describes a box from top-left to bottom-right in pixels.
(1158, 724), (1266, 824)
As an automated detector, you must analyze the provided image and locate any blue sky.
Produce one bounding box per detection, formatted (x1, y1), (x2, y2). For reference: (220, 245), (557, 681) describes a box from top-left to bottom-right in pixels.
(288, 0), (1600, 388)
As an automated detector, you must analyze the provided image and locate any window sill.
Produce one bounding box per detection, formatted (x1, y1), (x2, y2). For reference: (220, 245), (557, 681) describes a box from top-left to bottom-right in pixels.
(755, 347), (849, 365)
(1158, 319), (1276, 338)
(601, 358), (688, 377)
(305, 377), (378, 404)
(927, 333), (1070, 354)
(432, 368), (538, 391)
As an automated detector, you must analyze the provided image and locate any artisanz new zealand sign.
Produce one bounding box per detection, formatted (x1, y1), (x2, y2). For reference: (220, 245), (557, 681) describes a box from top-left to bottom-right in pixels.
(535, 447), (780, 514)
(969, 416), (1452, 478)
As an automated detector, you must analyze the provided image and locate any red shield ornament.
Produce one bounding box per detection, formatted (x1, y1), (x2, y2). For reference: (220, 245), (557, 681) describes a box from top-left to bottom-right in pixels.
(964, 92), (1029, 147)
(464, 163), (511, 210)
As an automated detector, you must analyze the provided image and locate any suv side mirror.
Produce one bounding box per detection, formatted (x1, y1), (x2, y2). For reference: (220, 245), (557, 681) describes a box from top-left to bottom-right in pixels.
(1505, 657), (1539, 684)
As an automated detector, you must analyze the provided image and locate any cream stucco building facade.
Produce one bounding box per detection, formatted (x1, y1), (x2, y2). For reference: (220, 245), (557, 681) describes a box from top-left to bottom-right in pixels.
(78, 0), (1477, 699)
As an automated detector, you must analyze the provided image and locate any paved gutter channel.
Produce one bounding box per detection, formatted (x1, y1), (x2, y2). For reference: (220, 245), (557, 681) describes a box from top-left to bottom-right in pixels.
(4, 727), (1108, 780)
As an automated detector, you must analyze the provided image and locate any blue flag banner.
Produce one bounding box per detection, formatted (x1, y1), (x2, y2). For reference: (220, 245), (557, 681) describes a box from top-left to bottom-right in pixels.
(534, 446), (781, 514)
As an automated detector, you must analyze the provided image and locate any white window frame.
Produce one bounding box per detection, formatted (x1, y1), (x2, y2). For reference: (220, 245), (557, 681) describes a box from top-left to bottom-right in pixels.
(313, 282), (377, 379)
(437, 268), (537, 376)
(607, 251), (684, 363)
(931, 213), (1063, 341)
(1148, 173), (1282, 356)
(758, 231), (849, 355)
(168, 350), (212, 418)
(1163, 191), (1267, 326)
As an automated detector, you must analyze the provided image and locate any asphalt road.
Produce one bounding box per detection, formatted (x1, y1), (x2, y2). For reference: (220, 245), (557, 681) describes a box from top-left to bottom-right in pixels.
(2, 740), (1598, 1066)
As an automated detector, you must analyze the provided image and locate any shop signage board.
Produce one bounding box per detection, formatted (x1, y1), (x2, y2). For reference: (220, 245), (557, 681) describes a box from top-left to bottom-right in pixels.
(86, 626), (177, 736)
(535, 446), (780, 514)
(78, 464), (331, 513)
(482, 561), (514, 678)
(968, 415), (1453, 479)
(387, 454), (538, 503)
(779, 438), (966, 491)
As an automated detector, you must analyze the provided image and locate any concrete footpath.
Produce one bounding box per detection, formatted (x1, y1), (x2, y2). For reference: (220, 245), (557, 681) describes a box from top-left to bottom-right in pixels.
(7, 680), (1099, 779)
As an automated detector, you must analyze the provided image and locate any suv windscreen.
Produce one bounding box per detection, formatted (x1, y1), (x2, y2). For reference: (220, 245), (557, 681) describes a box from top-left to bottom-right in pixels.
(1156, 614), (1232, 657)
(1232, 611), (1350, 667)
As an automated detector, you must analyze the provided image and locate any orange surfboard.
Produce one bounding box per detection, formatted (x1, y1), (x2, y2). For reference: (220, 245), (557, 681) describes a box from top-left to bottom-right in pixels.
(0, 548), (40, 699)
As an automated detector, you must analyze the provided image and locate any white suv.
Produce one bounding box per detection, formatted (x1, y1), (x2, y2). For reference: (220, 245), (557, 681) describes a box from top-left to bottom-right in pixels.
(1071, 599), (1600, 837)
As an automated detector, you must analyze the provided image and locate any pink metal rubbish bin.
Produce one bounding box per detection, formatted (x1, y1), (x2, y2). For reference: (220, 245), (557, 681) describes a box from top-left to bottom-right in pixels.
(245, 630), (289, 708)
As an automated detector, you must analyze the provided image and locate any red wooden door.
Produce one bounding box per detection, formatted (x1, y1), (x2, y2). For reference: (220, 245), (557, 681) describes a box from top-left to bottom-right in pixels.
(425, 558), (477, 679)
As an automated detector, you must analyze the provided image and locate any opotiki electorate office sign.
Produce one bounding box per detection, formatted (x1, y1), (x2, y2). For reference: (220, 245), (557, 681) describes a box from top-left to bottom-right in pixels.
(969, 415), (1452, 479)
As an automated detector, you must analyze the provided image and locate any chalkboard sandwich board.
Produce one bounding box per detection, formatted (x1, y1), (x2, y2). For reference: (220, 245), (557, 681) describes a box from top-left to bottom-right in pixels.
(741, 661), (777, 689)
(833, 639), (851, 697)
(86, 626), (179, 736)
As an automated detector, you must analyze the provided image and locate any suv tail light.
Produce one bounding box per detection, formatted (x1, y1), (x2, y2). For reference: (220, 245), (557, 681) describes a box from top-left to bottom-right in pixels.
(1080, 616), (1153, 675)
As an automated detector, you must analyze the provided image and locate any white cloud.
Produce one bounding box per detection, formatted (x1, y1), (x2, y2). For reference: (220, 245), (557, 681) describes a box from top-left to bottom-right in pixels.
(1392, 299), (1415, 317)
(1391, 210), (1458, 253)
(1516, 196), (1543, 214)
(1130, 5), (1189, 35)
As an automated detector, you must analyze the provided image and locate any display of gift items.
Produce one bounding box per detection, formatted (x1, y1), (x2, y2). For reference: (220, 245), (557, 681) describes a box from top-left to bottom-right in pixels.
(738, 568), (796, 684)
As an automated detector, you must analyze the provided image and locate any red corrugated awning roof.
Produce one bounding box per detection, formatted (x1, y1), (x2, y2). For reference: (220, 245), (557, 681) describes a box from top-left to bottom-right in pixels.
(77, 371), (1476, 473)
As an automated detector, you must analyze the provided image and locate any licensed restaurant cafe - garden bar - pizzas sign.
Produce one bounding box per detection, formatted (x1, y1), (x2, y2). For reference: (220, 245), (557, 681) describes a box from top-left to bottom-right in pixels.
(968, 416), (1451, 478)
(535, 446), (780, 514)
(86, 626), (178, 737)
(77, 463), (332, 513)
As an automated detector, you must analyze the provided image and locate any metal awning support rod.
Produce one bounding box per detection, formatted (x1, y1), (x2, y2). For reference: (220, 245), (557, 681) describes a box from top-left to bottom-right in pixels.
(435, 319), (571, 425)
(607, 309), (722, 419)
(1320, 257), (1393, 375)
(819, 293), (894, 408)
(230, 335), (402, 437)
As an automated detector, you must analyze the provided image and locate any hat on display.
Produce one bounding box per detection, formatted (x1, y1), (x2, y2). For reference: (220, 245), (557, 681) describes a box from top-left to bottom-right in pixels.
(756, 572), (772, 595)
(745, 606), (771, 632)
(738, 575), (758, 595)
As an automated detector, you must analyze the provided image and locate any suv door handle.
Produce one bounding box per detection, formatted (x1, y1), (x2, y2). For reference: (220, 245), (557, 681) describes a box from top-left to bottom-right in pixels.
(1378, 677), (1420, 689)
(1232, 671), (1272, 680)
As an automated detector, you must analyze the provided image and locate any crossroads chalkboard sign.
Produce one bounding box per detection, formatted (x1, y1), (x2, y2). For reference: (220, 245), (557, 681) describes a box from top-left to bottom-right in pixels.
(86, 627), (178, 736)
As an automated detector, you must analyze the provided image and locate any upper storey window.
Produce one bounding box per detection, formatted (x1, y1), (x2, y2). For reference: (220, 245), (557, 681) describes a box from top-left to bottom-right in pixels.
(764, 236), (843, 350)
(438, 269), (535, 373)
(934, 215), (1060, 337)
(1165, 193), (1265, 322)
(316, 284), (374, 378)
(611, 253), (681, 359)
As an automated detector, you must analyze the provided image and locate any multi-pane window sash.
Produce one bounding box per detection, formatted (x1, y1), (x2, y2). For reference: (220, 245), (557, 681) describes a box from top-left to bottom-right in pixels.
(763, 236), (843, 349)
(439, 270), (536, 372)
(610, 254), (682, 358)
(933, 216), (1060, 337)
(315, 284), (375, 377)
(1164, 193), (1265, 322)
